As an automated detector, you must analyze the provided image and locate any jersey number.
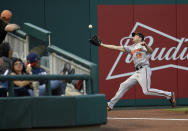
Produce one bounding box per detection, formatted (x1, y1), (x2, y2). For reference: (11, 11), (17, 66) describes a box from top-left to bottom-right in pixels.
(136, 53), (142, 59)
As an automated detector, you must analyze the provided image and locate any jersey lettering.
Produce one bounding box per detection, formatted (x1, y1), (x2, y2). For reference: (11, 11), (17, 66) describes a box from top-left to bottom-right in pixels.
(131, 48), (141, 55)
(136, 53), (142, 59)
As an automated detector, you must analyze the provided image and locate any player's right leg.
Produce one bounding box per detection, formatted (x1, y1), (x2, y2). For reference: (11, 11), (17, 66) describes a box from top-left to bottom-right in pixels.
(107, 74), (138, 110)
(138, 67), (176, 107)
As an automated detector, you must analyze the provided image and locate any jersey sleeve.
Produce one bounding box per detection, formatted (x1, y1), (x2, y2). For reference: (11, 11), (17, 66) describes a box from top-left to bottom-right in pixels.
(123, 46), (131, 53)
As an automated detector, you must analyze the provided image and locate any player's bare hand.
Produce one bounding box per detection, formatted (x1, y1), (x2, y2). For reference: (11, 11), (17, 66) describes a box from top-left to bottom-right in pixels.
(140, 41), (147, 46)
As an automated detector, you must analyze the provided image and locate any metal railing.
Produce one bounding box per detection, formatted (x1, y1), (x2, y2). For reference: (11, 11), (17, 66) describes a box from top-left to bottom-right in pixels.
(23, 22), (51, 44)
(0, 74), (90, 97)
(48, 45), (98, 94)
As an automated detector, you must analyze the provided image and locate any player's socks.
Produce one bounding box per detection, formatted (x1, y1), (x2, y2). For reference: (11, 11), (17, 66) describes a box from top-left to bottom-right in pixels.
(169, 92), (176, 107)
(107, 106), (112, 111)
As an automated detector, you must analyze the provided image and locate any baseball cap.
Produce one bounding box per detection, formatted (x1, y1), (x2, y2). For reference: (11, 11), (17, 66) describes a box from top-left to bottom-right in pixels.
(26, 52), (39, 66)
(1, 10), (12, 20)
(132, 32), (144, 41)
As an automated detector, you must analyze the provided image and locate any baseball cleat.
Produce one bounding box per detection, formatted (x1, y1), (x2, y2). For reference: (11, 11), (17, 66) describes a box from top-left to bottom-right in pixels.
(107, 106), (112, 111)
(169, 92), (176, 107)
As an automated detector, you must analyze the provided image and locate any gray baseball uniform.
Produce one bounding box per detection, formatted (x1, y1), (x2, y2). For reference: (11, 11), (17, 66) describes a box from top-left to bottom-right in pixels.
(108, 42), (172, 109)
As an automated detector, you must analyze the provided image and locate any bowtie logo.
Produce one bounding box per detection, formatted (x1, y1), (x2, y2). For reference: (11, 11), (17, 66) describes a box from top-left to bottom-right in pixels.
(106, 22), (188, 80)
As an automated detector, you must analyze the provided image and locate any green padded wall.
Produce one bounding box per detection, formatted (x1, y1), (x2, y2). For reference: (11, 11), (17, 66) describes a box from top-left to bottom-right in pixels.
(0, 95), (107, 129)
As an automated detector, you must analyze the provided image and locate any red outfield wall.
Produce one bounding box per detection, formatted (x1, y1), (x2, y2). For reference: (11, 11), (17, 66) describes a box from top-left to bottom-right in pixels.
(97, 4), (188, 102)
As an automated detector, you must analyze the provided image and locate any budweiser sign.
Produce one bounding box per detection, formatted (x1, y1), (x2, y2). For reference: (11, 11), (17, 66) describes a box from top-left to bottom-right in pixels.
(106, 22), (188, 80)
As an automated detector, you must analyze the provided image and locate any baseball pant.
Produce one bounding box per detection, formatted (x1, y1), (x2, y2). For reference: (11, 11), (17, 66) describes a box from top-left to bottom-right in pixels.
(108, 66), (172, 109)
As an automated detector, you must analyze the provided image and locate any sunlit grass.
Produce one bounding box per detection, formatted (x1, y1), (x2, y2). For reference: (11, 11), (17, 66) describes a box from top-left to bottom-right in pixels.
(164, 107), (188, 112)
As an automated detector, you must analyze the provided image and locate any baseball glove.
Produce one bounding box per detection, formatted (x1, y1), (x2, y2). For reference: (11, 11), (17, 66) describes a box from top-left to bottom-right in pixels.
(89, 35), (102, 46)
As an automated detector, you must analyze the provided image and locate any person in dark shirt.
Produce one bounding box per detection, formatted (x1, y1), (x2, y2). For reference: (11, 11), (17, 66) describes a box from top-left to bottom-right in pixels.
(11, 58), (32, 96)
(26, 52), (67, 96)
(0, 57), (11, 96)
(0, 10), (20, 43)
(0, 42), (11, 57)
(0, 10), (20, 57)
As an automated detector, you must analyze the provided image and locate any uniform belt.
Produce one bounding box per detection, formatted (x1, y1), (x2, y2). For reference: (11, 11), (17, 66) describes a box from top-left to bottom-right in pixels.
(135, 66), (143, 71)
(135, 65), (149, 71)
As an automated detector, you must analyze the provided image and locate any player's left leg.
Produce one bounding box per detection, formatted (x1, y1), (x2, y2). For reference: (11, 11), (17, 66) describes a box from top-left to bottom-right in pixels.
(107, 73), (138, 110)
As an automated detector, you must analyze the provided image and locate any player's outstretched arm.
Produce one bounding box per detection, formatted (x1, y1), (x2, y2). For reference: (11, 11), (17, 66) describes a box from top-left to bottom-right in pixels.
(101, 43), (125, 52)
(89, 35), (125, 52)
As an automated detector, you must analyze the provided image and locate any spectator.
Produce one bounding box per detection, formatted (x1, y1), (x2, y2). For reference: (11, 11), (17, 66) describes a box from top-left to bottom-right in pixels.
(60, 62), (84, 96)
(0, 56), (12, 75)
(26, 52), (66, 96)
(11, 58), (32, 96)
(0, 10), (20, 57)
(0, 42), (11, 57)
(0, 57), (12, 96)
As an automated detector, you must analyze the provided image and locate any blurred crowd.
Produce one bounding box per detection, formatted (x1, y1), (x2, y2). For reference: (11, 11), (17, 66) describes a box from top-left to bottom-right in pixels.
(0, 10), (83, 97)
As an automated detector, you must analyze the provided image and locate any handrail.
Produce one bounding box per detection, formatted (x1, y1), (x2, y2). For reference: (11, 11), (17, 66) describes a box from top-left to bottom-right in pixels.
(13, 30), (27, 38)
(22, 23), (51, 43)
(48, 45), (95, 69)
(48, 45), (98, 94)
(0, 74), (90, 97)
(0, 74), (89, 81)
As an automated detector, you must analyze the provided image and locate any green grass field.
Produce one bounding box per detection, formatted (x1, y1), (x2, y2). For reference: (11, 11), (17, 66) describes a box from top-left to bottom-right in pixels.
(164, 107), (188, 112)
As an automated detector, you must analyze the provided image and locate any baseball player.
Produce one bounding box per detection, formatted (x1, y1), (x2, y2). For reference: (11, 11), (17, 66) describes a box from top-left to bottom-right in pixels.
(89, 33), (176, 111)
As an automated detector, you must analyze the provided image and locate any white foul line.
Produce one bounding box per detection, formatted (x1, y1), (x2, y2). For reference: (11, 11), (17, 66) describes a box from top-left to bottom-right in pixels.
(108, 117), (188, 121)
